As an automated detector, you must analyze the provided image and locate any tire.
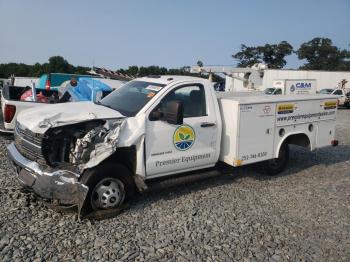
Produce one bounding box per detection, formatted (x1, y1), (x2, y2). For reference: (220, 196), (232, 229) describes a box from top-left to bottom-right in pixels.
(80, 163), (135, 214)
(259, 143), (289, 176)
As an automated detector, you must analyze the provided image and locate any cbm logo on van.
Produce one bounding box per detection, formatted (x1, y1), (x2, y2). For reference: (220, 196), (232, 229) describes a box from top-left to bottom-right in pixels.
(296, 82), (312, 89)
(290, 85), (295, 92)
(173, 125), (195, 151)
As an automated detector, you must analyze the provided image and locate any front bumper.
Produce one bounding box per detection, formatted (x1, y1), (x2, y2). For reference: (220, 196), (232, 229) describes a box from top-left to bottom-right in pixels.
(0, 128), (14, 135)
(7, 142), (88, 207)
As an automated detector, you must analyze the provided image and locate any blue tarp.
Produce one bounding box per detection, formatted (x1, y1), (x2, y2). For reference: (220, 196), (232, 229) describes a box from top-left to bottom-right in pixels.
(37, 73), (93, 91)
(68, 77), (113, 102)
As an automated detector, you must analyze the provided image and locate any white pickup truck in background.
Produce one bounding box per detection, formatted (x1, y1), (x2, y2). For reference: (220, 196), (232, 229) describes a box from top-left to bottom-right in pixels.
(318, 88), (350, 108)
(0, 77), (125, 133)
(7, 75), (338, 214)
(330, 88), (350, 108)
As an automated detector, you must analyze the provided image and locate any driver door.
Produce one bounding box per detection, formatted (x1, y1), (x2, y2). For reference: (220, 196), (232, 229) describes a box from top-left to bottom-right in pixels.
(145, 83), (219, 178)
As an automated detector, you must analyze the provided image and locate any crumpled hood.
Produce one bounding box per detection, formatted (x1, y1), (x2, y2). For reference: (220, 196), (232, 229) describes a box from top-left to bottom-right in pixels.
(17, 102), (125, 133)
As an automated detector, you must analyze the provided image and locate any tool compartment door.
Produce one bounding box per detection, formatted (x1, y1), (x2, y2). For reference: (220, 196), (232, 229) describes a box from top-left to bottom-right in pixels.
(316, 120), (336, 147)
(237, 103), (276, 165)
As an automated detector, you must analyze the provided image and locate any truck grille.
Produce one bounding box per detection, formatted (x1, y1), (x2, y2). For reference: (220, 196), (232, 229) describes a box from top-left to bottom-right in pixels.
(15, 122), (42, 146)
(14, 122), (46, 163)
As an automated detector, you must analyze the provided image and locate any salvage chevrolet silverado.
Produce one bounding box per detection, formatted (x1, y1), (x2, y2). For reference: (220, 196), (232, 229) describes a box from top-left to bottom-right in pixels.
(7, 76), (338, 214)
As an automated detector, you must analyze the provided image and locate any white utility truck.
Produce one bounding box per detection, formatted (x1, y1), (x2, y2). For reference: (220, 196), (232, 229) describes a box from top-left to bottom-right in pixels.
(265, 79), (317, 95)
(7, 76), (338, 214)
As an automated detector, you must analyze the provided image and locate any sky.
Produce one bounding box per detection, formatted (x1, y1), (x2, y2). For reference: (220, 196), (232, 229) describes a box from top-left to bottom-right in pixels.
(0, 0), (349, 70)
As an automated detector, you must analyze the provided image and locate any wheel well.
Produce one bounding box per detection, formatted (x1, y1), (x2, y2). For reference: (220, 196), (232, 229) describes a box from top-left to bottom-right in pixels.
(101, 146), (137, 175)
(275, 133), (311, 158)
(285, 133), (311, 149)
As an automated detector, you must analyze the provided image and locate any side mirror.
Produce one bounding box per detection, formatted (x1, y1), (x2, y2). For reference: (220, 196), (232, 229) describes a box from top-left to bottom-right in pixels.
(163, 101), (183, 125)
(149, 101), (183, 125)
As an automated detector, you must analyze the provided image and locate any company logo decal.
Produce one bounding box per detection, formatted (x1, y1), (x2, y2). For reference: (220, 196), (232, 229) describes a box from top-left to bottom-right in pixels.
(324, 101), (337, 110)
(277, 103), (294, 114)
(263, 105), (271, 114)
(173, 125), (195, 151)
(296, 82), (312, 89)
(290, 85), (295, 92)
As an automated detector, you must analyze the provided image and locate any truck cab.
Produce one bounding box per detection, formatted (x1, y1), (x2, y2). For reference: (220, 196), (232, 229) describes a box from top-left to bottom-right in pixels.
(8, 76), (222, 213)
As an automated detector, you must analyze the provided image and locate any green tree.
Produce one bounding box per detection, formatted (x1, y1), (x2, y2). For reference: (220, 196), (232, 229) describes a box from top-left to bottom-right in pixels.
(48, 56), (71, 73)
(31, 62), (45, 76)
(0, 56), (91, 78)
(257, 41), (293, 69)
(138, 66), (168, 76)
(118, 66), (139, 76)
(74, 66), (90, 75)
(296, 37), (350, 70)
(232, 44), (261, 67)
(233, 41), (293, 69)
(197, 60), (203, 67)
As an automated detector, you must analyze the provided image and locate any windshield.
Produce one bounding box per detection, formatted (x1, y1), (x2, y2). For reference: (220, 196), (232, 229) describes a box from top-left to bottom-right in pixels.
(319, 89), (333, 94)
(264, 88), (276, 95)
(100, 81), (166, 117)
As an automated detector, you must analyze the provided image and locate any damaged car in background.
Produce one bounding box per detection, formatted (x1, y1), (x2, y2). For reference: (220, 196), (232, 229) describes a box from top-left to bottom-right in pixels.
(7, 76), (338, 216)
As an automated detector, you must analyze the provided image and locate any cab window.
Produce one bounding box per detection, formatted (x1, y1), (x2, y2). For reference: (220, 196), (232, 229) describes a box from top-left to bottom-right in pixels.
(333, 90), (343, 95)
(275, 88), (282, 95)
(100, 81), (165, 117)
(158, 84), (206, 118)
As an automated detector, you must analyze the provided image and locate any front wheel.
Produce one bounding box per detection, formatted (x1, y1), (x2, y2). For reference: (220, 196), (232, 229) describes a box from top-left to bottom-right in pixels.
(258, 143), (289, 176)
(91, 177), (126, 210)
(80, 163), (135, 214)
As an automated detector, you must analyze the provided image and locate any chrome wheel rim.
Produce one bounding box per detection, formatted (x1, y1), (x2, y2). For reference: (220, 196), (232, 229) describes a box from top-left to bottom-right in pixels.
(91, 178), (125, 210)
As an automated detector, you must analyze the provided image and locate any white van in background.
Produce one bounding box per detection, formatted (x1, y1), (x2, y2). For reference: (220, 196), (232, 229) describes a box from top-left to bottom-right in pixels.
(265, 79), (317, 95)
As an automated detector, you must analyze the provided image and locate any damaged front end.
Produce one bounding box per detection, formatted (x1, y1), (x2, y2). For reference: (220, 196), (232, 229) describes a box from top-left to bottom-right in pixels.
(8, 118), (126, 213)
(42, 118), (125, 173)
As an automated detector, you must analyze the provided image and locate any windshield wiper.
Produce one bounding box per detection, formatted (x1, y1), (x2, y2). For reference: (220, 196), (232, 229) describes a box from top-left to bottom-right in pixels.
(95, 101), (119, 112)
(95, 100), (106, 107)
(94, 101), (128, 116)
(95, 101), (113, 109)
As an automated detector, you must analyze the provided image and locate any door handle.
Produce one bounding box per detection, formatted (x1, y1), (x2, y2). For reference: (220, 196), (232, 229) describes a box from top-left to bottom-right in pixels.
(201, 122), (216, 128)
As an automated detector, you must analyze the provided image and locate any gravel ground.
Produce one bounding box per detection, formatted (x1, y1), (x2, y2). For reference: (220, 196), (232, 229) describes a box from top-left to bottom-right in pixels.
(0, 110), (349, 262)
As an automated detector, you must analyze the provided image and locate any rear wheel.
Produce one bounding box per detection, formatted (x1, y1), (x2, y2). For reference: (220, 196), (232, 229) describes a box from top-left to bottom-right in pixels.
(80, 163), (135, 214)
(259, 143), (289, 176)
